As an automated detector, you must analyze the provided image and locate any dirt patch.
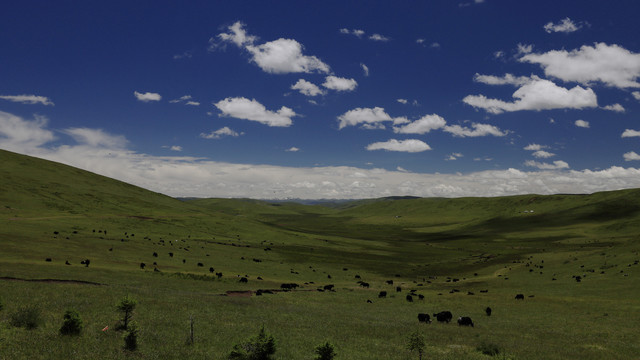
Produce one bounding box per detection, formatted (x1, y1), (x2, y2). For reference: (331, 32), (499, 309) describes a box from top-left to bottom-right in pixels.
(0, 276), (106, 286)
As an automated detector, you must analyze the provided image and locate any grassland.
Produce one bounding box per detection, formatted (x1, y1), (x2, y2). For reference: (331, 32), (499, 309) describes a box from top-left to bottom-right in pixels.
(1, 149), (639, 359)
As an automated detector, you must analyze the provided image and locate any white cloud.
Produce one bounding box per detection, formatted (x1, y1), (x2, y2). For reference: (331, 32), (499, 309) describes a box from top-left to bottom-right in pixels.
(200, 127), (241, 139)
(291, 79), (325, 96)
(185, 101), (200, 106)
(286, 147), (299, 152)
(63, 128), (128, 148)
(431, 42), (440, 48)
(170, 95), (192, 103)
(0, 94), (54, 106)
(622, 129), (640, 138)
(369, 34), (390, 42)
(216, 21), (330, 74)
(445, 153), (463, 161)
(516, 43), (533, 55)
(4, 109), (640, 199)
(532, 150), (555, 158)
(494, 50), (505, 59)
(525, 160), (570, 170)
(416, 38), (425, 44)
(366, 139), (431, 153)
(443, 123), (507, 137)
(323, 76), (358, 92)
(214, 97), (295, 127)
(393, 114), (446, 134)
(361, 63), (369, 76)
(633, 91), (640, 100)
(544, 18), (582, 33)
(524, 144), (546, 151)
(602, 103), (625, 112)
(337, 107), (398, 129)
(340, 28), (365, 37)
(173, 51), (192, 60)
(170, 146), (183, 151)
(473, 73), (531, 86)
(463, 78), (597, 114)
(575, 119), (590, 128)
(397, 99), (408, 104)
(134, 91), (162, 102)
(624, 152), (640, 161)
(520, 43), (640, 88)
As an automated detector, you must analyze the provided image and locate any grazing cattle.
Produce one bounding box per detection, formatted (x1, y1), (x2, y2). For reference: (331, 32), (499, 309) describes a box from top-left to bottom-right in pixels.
(197, 262), (204, 267)
(417, 313), (431, 323)
(386, 280), (394, 285)
(140, 263), (146, 269)
(239, 277), (248, 283)
(433, 311), (453, 323)
(183, 259), (186, 264)
(169, 252), (173, 257)
(65, 260), (71, 265)
(355, 275), (361, 279)
(515, 294), (525, 300)
(396, 286), (402, 292)
(418, 294), (425, 300)
(485, 307), (492, 316)
(480, 289), (488, 293)
(45, 258), (52, 262)
(457, 316), (474, 327)
(359, 282), (370, 288)
(253, 258), (262, 263)
(209, 267), (214, 273)
(153, 252), (158, 257)
(216, 272), (223, 279)
(366, 299), (373, 303)
(378, 291), (387, 298)
(154, 267), (160, 272)
(323, 284), (334, 291)
(406, 295), (413, 302)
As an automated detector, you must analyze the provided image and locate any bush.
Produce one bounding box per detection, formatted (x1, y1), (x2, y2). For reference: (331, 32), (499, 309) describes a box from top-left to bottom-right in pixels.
(315, 341), (337, 360)
(123, 321), (139, 351)
(60, 309), (83, 336)
(407, 331), (425, 360)
(228, 326), (276, 360)
(10, 305), (42, 330)
(477, 341), (501, 356)
(116, 295), (137, 331)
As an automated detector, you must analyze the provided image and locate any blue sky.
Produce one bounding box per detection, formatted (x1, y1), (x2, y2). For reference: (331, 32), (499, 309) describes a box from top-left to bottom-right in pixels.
(2, 0), (640, 199)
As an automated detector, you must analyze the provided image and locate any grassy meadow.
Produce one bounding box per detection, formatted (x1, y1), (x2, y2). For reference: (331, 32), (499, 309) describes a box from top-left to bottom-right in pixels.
(1, 149), (639, 359)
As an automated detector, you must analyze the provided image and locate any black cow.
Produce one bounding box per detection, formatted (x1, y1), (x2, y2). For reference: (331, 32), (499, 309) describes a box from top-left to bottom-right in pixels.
(406, 295), (413, 302)
(386, 280), (394, 285)
(417, 313), (431, 323)
(209, 267), (214, 273)
(457, 316), (474, 327)
(359, 282), (370, 288)
(153, 252), (158, 257)
(45, 258), (52, 262)
(433, 311), (453, 323)
(323, 284), (334, 291)
(418, 294), (425, 300)
(216, 272), (223, 279)
(140, 262), (146, 269)
(378, 291), (387, 298)
(197, 262), (204, 267)
(239, 277), (248, 283)
(65, 260), (71, 265)
(169, 252), (174, 257)
(396, 286), (402, 292)
(366, 299), (373, 303)
(485, 307), (492, 316)
(515, 294), (525, 300)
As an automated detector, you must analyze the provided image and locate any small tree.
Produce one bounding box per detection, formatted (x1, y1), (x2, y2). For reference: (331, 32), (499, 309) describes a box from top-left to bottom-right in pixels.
(9, 305), (42, 330)
(123, 320), (139, 351)
(116, 295), (137, 331)
(60, 309), (83, 336)
(228, 326), (276, 360)
(407, 330), (426, 360)
(315, 341), (337, 360)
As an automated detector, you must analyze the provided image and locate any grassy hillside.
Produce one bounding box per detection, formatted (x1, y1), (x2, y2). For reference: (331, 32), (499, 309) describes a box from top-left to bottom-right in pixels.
(1, 149), (639, 359)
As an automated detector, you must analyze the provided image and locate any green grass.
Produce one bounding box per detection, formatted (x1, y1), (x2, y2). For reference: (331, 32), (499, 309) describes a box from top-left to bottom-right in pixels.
(1, 149), (640, 359)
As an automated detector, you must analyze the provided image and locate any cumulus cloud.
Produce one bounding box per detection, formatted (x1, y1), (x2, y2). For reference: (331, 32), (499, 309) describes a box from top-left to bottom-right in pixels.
(323, 76), (358, 91)
(525, 160), (569, 170)
(463, 78), (597, 114)
(286, 147), (299, 152)
(516, 43), (533, 55)
(337, 107), (394, 129)
(575, 120), (590, 128)
(473, 73), (531, 86)
(0, 94), (54, 106)
(170, 146), (183, 151)
(524, 144), (547, 151)
(397, 99), (408, 104)
(214, 97), (295, 127)
(532, 150), (555, 158)
(393, 114), (446, 134)
(134, 91), (162, 102)
(520, 43), (640, 88)
(216, 21), (330, 74)
(291, 79), (325, 96)
(622, 129), (640, 138)
(63, 128), (128, 148)
(443, 123), (507, 137)
(633, 91), (640, 101)
(170, 95), (192, 103)
(543, 18), (582, 33)
(361, 63), (369, 76)
(602, 103), (625, 112)
(445, 153), (463, 161)
(366, 139), (431, 153)
(340, 28), (365, 37)
(369, 33), (390, 42)
(200, 127), (241, 139)
(0, 111), (56, 152)
(624, 151), (640, 161)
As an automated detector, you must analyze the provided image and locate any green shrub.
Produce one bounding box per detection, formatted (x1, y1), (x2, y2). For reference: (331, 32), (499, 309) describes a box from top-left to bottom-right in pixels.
(477, 341), (501, 356)
(123, 321), (139, 351)
(315, 341), (337, 360)
(228, 326), (276, 360)
(60, 309), (83, 336)
(9, 305), (42, 330)
(407, 331), (425, 360)
(116, 295), (137, 331)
